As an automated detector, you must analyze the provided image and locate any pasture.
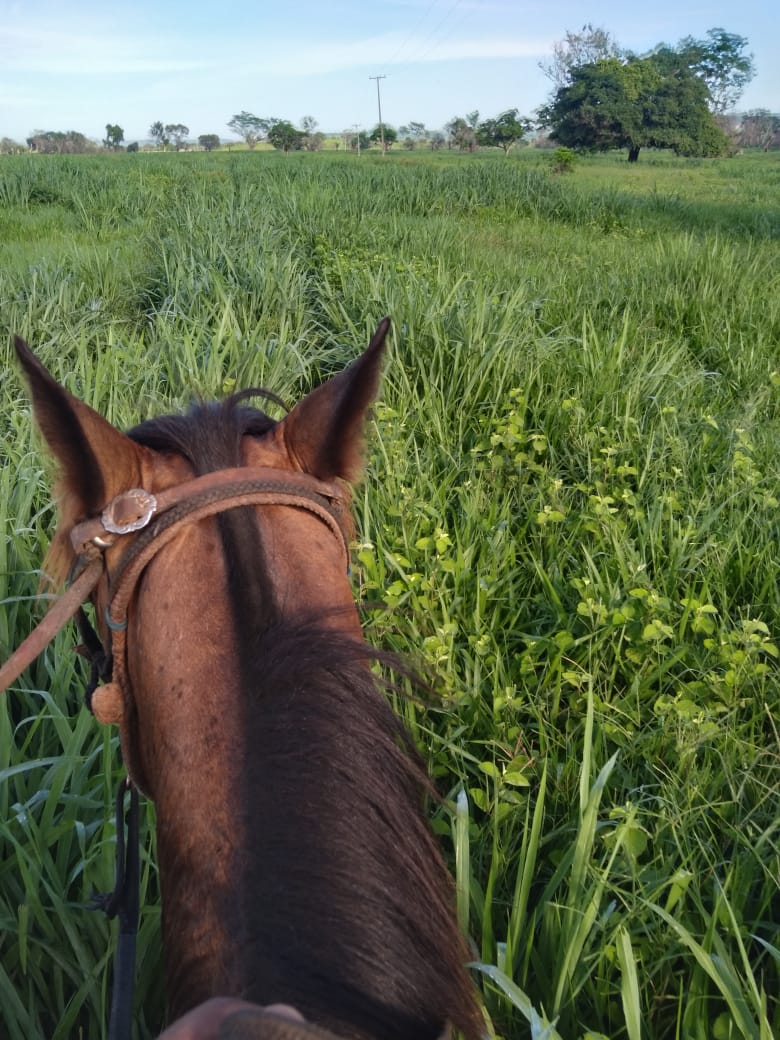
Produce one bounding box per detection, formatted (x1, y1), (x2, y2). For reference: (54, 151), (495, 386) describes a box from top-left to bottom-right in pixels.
(1, 147), (779, 1039)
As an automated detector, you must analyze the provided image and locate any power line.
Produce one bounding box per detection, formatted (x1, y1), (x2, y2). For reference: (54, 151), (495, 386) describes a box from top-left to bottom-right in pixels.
(385, 0), (443, 67)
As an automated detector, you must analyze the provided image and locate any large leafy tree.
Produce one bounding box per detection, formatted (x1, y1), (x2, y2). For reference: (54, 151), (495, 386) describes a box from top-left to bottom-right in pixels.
(540, 56), (728, 162)
(477, 109), (533, 154)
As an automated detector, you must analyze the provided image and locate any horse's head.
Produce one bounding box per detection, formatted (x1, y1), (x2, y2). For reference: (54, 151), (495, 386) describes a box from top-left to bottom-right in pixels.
(14, 321), (389, 799)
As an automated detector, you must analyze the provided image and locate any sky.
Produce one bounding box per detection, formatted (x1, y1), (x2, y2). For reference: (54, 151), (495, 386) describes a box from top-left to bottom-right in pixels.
(1, 0), (778, 144)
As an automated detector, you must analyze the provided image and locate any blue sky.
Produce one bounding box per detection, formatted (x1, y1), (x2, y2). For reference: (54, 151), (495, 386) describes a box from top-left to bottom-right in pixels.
(1, 1), (777, 143)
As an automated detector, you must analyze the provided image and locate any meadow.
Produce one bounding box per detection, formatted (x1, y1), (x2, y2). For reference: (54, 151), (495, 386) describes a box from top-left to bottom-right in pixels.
(0, 147), (779, 1039)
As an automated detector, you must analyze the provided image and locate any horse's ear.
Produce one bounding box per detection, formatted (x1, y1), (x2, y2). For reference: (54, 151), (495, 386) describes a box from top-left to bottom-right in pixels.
(14, 336), (145, 518)
(281, 318), (390, 482)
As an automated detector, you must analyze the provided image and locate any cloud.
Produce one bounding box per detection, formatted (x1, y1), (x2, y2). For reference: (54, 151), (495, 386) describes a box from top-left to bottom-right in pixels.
(1, 25), (209, 76)
(237, 33), (550, 78)
(1, 16), (548, 82)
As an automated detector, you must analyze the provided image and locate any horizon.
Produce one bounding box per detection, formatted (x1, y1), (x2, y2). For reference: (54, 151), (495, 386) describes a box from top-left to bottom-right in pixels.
(2, 1), (778, 145)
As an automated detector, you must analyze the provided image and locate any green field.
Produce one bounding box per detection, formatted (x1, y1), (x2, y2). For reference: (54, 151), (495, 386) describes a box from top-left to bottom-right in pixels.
(1, 148), (779, 1039)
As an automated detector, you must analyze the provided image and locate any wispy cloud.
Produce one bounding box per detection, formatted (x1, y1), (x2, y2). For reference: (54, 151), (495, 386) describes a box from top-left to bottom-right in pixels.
(2, 17), (548, 81)
(1, 25), (209, 76)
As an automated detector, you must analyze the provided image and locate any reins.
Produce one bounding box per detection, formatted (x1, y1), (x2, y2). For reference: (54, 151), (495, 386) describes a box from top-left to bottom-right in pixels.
(0, 465), (351, 1039)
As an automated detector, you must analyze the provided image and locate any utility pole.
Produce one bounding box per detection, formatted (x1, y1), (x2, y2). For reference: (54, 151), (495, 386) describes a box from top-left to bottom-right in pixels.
(369, 74), (387, 153)
(352, 123), (361, 156)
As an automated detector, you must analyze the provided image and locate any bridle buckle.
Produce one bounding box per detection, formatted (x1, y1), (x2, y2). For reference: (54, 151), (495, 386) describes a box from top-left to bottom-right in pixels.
(101, 489), (158, 535)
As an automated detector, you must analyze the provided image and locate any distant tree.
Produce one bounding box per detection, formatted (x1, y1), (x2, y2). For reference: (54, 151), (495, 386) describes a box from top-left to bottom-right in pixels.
(675, 28), (755, 114)
(477, 109), (533, 154)
(103, 124), (124, 150)
(429, 130), (446, 151)
(540, 56), (728, 162)
(26, 130), (95, 154)
(0, 137), (23, 154)
(738, 109), (780, 150)
(445, 117), (477, 151)
(299, 117), (324, 150)
(227, 111), (269, 149)
(540, 24), (622, 92)
(165, 123), (189, 150)
(126, 141), (139, 153)
(399, 121), (427, 149)
(198, 134), (221, 151)
(267, 120), (304, 152)
(149, 121), (168, 149)
(369, 124), (397, 150)
(349, 130), (370, 152)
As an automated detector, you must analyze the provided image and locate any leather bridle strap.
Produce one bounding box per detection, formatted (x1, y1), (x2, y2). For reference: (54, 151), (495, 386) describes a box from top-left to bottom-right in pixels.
(0, 467), (348, 696)
(102, 477), (349, 707)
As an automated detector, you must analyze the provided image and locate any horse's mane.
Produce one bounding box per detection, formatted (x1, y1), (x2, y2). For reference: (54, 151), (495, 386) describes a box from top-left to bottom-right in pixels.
(230, 622), (479, 1040)
(125, 394), (481, 1040)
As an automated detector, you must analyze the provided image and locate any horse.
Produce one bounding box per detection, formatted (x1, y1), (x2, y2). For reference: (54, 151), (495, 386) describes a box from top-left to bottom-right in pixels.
(11, 320), (482, 1040)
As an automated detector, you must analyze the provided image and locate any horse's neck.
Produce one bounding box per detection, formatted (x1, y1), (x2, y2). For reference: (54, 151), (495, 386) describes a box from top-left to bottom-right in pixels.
(151, 718), (252, 1015)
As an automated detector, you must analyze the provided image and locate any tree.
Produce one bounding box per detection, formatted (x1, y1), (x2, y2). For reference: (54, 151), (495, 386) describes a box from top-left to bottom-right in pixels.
(26, 130), (95, 154)
(304, 132), (325, 151)
(165, 124), (189, 150)
(198, 134), (221, 151)
(399, 121), (427, 149)
(676, 28), (755, 114)
(103, 124), (124, 150)
(539, 56), (728, 162)
(738, 109), (780, 150)
(227, 111), (269, 149)
(0, 137), (23, 154)
(445, 117), (477, 151)
(541, 24), (622, 91)
(267, 120), (304, 152)
(348, 130), (370, 153)
(299, 117), (324, 151)
(369, 124), (397, 150)
(149, 121), (168, 149)
(126, 142), (139, 153)
(477, 109), (533, 154)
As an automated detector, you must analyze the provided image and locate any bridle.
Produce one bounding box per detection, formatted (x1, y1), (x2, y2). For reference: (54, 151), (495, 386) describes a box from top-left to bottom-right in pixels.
(73, 466), (349, 738)
(0, 466), (351, 1040)
(1, 465), (349, 704)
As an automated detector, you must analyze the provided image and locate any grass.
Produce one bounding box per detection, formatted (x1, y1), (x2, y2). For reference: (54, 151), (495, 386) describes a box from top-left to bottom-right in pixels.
(0, 147), (779, 1038)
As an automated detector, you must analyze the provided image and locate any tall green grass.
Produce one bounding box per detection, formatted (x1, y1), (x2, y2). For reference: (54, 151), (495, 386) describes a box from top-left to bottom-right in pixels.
(1, 149), (778, 1038)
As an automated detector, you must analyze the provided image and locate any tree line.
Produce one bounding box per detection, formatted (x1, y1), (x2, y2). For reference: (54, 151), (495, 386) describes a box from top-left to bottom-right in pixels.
(2, 26), (774, 162)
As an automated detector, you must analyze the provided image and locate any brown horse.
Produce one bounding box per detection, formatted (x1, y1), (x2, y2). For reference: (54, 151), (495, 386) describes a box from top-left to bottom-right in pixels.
(13, 321), (482, 1040)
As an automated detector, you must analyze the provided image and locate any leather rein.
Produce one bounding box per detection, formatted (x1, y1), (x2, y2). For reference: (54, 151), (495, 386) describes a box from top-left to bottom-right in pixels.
(0, 465), (350, 1040)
